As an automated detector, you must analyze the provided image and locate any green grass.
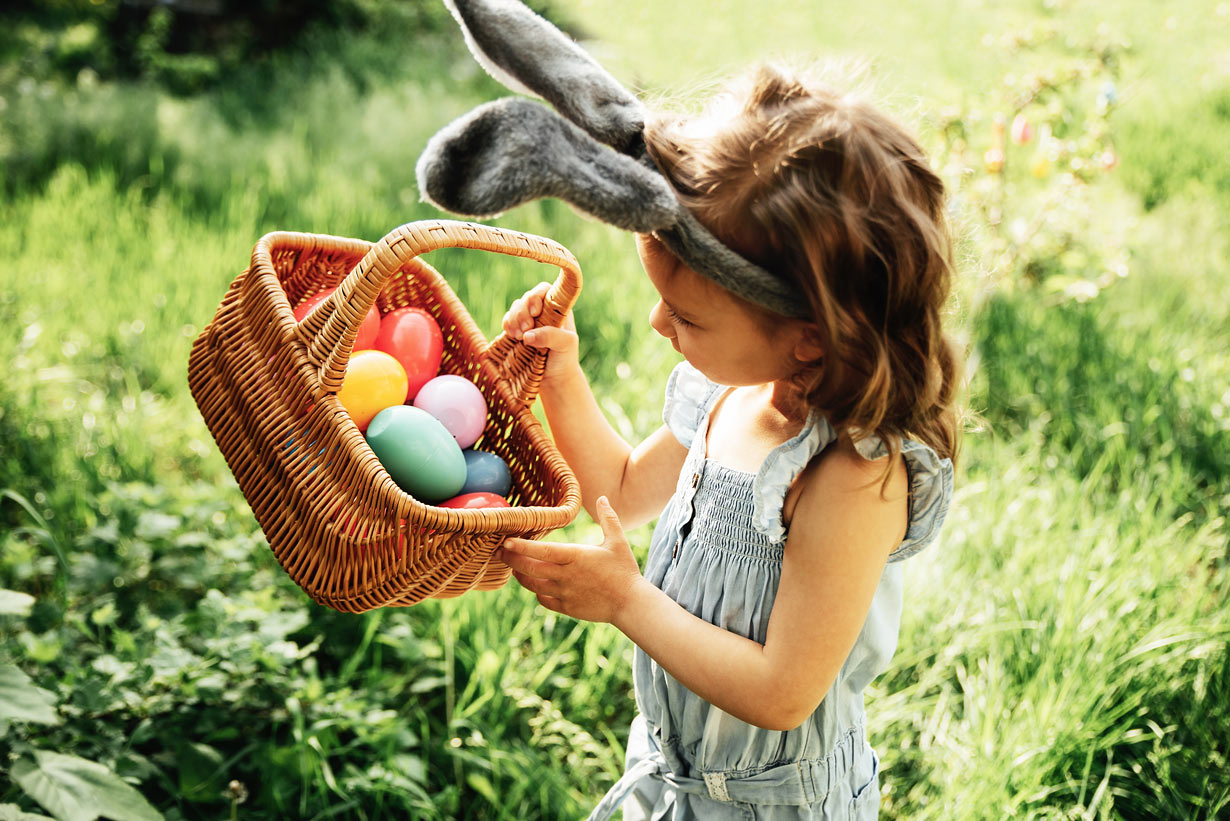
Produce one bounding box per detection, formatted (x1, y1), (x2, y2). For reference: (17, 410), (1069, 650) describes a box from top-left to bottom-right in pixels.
(1, 1), (1228, 818)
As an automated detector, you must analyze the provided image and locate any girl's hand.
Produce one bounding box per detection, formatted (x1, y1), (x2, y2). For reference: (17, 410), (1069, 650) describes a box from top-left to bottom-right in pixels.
(496, 497), (643, 623)
(501, 282), (580, 384)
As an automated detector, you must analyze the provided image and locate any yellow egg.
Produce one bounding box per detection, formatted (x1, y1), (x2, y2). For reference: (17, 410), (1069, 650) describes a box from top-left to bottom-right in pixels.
(984, 147), (1005, 174)
(336, 350), (408, 432)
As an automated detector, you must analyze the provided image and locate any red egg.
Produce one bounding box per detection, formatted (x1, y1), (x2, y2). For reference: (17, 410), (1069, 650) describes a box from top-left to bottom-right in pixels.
(375, 307), (444, 400)
(437, 492), (510, 510)
(293, 287), (380, 351)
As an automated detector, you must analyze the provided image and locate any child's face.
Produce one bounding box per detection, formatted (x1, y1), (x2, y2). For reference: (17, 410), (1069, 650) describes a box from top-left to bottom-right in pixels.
(637, 235), (816, 387)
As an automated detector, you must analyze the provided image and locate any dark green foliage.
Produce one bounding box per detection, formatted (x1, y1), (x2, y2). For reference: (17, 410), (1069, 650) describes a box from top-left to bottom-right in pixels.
(0, 0), (455, 92)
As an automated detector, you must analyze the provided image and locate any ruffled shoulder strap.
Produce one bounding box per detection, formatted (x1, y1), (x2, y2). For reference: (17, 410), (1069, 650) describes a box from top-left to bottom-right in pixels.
(751, 412), (837, 544)
(661, 361), (724, 448)
(751, 423), (953, 557)
(852, 436), (954, 562)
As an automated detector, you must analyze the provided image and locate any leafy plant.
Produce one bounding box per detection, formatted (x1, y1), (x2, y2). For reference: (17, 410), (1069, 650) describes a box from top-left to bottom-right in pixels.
(928, 19), (1131, 306)
(1, 580), (165, 820)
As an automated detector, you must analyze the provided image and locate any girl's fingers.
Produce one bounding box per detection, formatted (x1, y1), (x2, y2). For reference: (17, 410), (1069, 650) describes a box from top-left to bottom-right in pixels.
(502, 297), (527, 337)
(527, 281), (552, 312)
(535, 594), (565, 613)
(522, 326), (576, 352)
(594, 496), (625, 541)
(501, 283), (555, 339)
(502, 538), (575, 564)
(510, 570), (561, 599)
(521, 284), (551, 334)
(499, 549), (564, 581)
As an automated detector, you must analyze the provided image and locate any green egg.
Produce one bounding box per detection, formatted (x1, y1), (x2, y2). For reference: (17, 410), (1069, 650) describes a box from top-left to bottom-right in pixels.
(366, 405), (466, 503)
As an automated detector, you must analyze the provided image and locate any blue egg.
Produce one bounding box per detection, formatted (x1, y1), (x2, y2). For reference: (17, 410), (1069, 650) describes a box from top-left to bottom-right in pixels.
(461, 449), (513, 497)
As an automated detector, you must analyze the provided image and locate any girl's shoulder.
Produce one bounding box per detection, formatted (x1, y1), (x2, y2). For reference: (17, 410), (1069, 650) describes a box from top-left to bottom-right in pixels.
(854, 435), (955, 561)
(773, 425), (954, 562)
(784, 435), (909, 547)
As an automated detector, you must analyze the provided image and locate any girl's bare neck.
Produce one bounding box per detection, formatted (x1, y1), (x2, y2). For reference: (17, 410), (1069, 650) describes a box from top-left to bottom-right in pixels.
(704, 382), (810, 473)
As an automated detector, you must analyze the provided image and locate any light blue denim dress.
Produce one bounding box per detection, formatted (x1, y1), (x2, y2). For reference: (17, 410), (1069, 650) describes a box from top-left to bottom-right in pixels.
(589, 363), (953, 820)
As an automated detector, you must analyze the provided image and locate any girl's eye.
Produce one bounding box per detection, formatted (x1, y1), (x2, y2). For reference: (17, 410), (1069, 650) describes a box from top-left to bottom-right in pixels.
(665, 306), (696, 329)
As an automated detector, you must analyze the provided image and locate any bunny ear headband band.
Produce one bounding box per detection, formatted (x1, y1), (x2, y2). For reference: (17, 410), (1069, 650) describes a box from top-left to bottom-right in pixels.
(414, 0), (810, 318)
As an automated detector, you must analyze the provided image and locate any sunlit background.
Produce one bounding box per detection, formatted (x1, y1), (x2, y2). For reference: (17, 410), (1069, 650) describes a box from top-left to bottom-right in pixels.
(1, 1), (1227, 818)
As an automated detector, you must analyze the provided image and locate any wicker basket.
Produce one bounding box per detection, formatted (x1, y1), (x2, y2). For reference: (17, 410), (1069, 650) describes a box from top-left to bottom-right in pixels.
(188, 220), (583, 612)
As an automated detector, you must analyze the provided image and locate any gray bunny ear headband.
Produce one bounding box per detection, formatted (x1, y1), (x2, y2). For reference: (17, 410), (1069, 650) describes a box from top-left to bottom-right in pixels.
(414, 0), (810, 318)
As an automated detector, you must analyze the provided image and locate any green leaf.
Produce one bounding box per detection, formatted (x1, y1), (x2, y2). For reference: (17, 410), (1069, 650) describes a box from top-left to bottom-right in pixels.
(0, 803), (56, 821)
(175, 742), (225, 802)
(466, 773), (498, 805)
(409, 676), (447, 694)
(17, 633), (61, 665)
(0, 590), (36, 617)
(12, 750), (164, 821)
(0, 665), (60, 726)
(10, 759), (93, 821)
(135, 511), (181, 541)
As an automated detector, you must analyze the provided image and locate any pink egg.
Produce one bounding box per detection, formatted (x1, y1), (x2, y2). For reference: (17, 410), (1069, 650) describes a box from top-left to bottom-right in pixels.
(413, 374), (488, 449)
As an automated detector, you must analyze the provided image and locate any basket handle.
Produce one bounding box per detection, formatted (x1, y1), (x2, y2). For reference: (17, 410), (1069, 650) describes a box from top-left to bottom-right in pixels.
(282, 220), (582, 402)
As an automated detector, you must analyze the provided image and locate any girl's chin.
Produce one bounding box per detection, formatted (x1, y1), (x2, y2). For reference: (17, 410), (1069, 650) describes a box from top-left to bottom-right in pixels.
(681, 359), (726, 386)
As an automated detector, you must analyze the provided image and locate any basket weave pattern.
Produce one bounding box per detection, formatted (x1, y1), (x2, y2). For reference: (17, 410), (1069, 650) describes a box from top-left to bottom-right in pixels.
(188, 221), (583, 612)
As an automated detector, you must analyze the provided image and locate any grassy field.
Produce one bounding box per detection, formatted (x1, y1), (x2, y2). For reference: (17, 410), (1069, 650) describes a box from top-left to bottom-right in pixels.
(1, 1), (1228, 818)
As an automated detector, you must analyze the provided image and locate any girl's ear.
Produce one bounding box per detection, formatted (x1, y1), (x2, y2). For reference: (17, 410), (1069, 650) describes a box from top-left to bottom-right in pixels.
(793, 324), (824, 362)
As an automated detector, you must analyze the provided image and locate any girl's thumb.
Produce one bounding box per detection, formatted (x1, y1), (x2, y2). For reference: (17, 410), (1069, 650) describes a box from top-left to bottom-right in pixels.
(595, 496), (624, 536)
(523, 325), (575, 351)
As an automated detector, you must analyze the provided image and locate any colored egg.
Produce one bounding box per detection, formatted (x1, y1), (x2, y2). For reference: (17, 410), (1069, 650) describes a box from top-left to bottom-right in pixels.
(413, 375), (488, 449)
(437, 492), (510, 510)
(366, 405), (466, 502)
(294, 287), (380, 351)
(461, 449), (513, 497)
(336, 350), (408, 432)
(983, 147), (1005, 174)
(374, 306), (444, 401)
(1010, 114), (1033, 145)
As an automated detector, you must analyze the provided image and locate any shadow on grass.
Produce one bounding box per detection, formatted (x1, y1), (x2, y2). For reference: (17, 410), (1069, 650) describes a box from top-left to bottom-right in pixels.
(972, 291), (1229, 520)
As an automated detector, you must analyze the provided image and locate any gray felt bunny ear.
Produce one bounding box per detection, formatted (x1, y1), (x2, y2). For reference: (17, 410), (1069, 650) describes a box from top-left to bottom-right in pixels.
(441, 0), (645, 154)
(416, 97), (677, 232)
(416, 0), (809, 318)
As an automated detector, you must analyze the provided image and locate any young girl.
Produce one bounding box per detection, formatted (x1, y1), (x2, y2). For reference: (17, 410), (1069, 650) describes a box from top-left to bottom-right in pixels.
(495, 65), (959, 820)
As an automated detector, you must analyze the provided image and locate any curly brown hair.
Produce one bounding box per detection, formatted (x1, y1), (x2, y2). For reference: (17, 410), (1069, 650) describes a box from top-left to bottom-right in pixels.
(644, 64), (962, 466)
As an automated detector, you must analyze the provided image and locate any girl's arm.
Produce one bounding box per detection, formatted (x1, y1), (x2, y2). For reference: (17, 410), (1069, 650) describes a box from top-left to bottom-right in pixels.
(498, 437), (908, 732)
(504, 283), (686, 528)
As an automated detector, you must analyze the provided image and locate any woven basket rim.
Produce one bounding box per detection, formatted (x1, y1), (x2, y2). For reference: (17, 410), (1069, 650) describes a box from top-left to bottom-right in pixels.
(255, 223), (581, 528)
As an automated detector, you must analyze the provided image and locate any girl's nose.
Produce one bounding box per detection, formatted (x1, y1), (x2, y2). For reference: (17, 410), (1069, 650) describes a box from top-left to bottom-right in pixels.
(648, 300), (675, 339)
